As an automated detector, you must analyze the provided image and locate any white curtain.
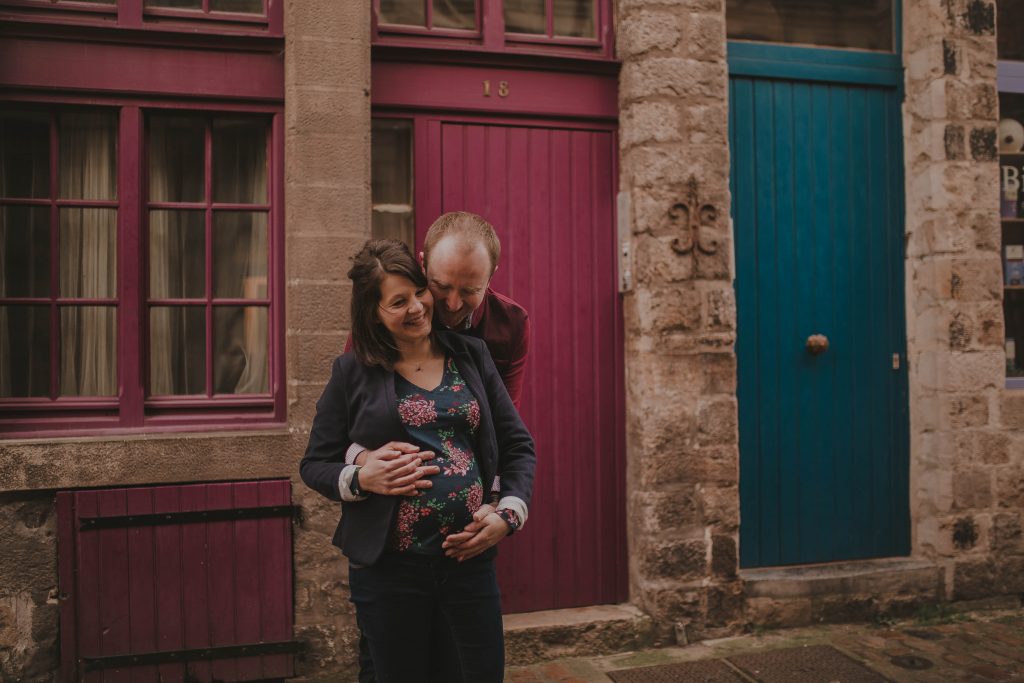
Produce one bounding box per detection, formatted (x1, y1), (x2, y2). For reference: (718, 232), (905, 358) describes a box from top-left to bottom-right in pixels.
(58, 112), (118, 397)
(149, 116), (269, 396)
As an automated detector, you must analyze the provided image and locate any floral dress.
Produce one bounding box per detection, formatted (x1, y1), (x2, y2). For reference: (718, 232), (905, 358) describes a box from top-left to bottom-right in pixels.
(389, 357), (484, 555)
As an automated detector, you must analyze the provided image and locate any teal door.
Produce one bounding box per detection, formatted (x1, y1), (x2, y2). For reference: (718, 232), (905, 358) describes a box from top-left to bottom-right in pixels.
(730, 44), (910, 567)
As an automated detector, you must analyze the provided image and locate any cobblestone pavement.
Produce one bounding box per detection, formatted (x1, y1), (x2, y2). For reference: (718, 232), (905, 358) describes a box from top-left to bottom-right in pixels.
(507, 609), (1024, 682)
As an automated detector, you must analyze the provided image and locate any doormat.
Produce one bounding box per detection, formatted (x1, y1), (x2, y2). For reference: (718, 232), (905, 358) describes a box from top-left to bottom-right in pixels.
(606, 658), (746, 683)
(727, 645), (892, 682)
(605, 646), (891, 683)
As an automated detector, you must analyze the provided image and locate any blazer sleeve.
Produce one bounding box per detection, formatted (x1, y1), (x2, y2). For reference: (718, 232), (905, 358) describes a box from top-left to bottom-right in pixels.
(299, 356), (351, 501)
(478, 343), (536, 507)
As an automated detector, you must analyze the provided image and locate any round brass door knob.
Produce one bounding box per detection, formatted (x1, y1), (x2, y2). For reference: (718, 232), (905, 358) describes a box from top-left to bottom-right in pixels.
(806, 334), (829, 355)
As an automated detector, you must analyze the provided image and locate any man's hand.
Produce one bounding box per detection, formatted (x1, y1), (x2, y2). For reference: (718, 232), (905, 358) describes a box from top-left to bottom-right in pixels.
(442, 504), (510, 561)
(358, 442), (439, 497)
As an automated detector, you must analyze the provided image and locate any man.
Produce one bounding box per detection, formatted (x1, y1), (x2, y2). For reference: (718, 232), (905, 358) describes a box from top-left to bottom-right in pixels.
(341, 211), (531, 682)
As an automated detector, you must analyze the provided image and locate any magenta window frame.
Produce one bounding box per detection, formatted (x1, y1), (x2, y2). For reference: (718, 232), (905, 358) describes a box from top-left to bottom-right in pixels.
(372, 0), (614, 59)
(0, 0), (283, 36)
(0, 100), (286, 437)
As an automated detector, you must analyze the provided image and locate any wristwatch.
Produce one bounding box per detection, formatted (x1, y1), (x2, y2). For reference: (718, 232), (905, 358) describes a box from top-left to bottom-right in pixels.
(495, 508), (521, 535)
(349, 466), (364, 497)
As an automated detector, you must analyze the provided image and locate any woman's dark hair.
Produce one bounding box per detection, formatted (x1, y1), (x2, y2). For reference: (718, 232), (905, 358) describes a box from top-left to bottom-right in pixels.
(348, 239), (430, 368)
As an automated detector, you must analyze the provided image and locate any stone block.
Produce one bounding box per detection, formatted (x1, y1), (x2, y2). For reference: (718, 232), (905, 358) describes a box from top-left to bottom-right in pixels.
(620, 58), (726, 102)
(287, 234), (367, 283)
(944, 394), (989, 428)
(744, 596), (814, 628)
(946, 351), (1005, 391)
(970, 210), (1002, 251)
(1000, 393), (1024, 429)
(702, 484), (739, 531)
(682, 12), (727, 62)
(704, 287), (735, 331)
(633, 234), (695, 283)
(995, 464), (1024, 508)
(944, 124), (965, 160)
(710, 534), (737, 578)
(631, 489), (703, 534)
(974, 430), (1011, 464)
(697, 397), (737, 446)
(996, 556), (1024, 592)
(699, 352), (736, 395)
(953, 558), (997, 600)
(991, 512), (1023, 554)
(694, 236), (731, 280)
(705, 581), (743, 627)
(634, 285), (703, 333)
(288, 282), (352, 332)
(639, 538), (707, 580)
(617, 10), (681, 57)
(622, 101), (682, 147)
(952, 468), (993, 510)
(289, 333), (346, 383)
(970, 127), (998, 161)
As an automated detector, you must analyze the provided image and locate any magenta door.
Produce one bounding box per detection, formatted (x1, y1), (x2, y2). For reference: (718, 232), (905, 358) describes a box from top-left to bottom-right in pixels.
(416, 119), (627, 613)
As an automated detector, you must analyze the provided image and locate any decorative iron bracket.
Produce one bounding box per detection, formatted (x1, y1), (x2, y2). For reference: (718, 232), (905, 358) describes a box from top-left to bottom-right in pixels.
(668, 176), (719, 256)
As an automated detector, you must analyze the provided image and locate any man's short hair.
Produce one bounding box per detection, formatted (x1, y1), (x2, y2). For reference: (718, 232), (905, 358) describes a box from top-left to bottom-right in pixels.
(423, 211), (501, 275)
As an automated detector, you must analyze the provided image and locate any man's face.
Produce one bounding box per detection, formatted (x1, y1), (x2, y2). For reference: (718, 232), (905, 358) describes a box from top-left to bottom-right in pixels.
(424, 237), (492, 329)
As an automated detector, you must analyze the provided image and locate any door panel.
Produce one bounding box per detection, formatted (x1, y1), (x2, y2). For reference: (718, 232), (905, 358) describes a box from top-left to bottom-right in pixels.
(424, 120), (626, 612)
(731, 76), (909, 568)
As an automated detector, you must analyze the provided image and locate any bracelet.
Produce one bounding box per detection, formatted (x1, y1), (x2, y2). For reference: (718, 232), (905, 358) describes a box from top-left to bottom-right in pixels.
(495, 508), (521, 535)
(349, 466), (364, 497)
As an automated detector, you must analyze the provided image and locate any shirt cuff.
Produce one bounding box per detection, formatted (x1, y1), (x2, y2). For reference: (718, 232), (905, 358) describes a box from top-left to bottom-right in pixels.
(345, 442), (367, 466)
(338, 465), (369, 502)
(497, 495), (528, 531)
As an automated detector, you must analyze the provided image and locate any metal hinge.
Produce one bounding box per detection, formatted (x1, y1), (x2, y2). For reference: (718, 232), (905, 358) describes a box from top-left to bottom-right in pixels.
(892, 353), (901, 370)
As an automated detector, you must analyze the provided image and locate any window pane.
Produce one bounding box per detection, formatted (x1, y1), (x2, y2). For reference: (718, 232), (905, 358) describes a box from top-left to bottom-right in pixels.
(726, 0), (893, 52)
(505, 0), (546, 34)
(213, 118), (268, 204)
(1, 206), (50, 298)
(150, 306), (205, 395)
(553, 0), (593, 37)
(214, 306), (267, 394)
(59, 112), (118, 201)
(372, 119), (414, 247)
(1, 112), (49, 199)
(60, 305), (116, 396)
(150, 210), (205, 299)
(149, 115), (204, 203)
(0, 305), (50, 397)
(59, 208), (117, 298)
(433, 0), (475, 29)
(213, 211), (267, 299)
(145, 0), (201, 8)
(999, 2), (1024, 62)
(1000, 92), (1024, 379)
(380, 0), (425, 26)
(210, 0), (263, 12)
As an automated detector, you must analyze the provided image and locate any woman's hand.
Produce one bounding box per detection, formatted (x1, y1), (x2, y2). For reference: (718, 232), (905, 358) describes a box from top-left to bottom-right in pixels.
(442, 504), (510, 561)
(358, 442), (439, 496)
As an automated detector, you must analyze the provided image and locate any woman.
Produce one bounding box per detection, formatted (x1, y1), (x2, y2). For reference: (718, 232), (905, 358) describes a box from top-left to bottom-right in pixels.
(300, 239), (535, 683)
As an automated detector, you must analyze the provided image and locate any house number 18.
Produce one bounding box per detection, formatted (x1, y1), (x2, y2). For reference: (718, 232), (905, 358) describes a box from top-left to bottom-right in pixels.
(483, 80), (509, 98)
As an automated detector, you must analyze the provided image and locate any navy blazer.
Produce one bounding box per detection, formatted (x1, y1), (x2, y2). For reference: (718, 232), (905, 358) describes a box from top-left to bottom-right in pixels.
(299, 331), (536, 566)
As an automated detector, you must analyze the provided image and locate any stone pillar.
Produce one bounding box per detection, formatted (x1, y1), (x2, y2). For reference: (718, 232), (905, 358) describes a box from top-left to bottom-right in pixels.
(617, 0), (742, 642)
(904, 0), (1023, 599)
(285, 0), (371, 678)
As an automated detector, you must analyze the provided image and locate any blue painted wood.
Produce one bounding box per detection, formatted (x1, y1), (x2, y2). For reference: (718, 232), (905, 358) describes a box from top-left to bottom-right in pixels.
(728, 42), (902, 87)
(733, 73), (910, 568)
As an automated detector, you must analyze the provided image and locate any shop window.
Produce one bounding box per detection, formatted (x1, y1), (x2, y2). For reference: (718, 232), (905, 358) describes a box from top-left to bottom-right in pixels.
(371, 119), (415, 249)
(0, 106), (282, 433)
(726, 0), (893, 52)
(0, 0), (280, 34)
(1, 110), (120, 400)
(999, 1), (1024, 62)
(373, 0), (610, 55)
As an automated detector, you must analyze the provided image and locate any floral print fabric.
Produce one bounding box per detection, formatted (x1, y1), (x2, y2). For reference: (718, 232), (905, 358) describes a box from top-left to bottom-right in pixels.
(389, 357), (484, 555)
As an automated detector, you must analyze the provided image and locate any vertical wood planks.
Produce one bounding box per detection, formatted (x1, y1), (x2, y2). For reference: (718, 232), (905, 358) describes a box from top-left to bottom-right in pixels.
(434, 120), (626, 612)
(731, 72), (909, 568)
(56, 480), (294, 682)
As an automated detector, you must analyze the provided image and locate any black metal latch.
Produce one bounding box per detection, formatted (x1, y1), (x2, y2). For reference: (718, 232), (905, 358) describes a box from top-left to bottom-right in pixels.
(79, 505), (301, 531)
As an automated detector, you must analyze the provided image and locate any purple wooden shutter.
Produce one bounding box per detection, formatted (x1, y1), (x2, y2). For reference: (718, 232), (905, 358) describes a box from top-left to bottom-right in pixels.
(57, 480), (294, 683)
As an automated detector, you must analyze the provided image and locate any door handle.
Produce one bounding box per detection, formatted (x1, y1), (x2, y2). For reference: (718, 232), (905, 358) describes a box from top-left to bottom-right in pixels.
(806, 334), (829, 355)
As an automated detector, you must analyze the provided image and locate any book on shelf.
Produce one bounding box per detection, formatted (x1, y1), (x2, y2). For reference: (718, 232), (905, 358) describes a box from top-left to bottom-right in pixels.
(1002, 154), (1024, 218)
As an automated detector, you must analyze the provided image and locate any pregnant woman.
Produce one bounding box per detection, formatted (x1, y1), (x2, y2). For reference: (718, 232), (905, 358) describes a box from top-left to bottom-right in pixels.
(299, 239), (536, 682)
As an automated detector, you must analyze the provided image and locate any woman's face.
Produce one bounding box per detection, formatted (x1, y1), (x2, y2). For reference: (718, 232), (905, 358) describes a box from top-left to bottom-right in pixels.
(376, 273), (433, 346)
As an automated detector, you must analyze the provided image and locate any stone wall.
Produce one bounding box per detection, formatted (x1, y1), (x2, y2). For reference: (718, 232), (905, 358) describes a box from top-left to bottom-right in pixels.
(617, 0), (743, 643)
(903, 0), (1024, 600)
(285, 0), (371, 679)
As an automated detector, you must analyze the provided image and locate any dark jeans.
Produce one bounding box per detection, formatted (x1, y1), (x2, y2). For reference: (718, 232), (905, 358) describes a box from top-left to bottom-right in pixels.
(349, 551), (504, 683)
